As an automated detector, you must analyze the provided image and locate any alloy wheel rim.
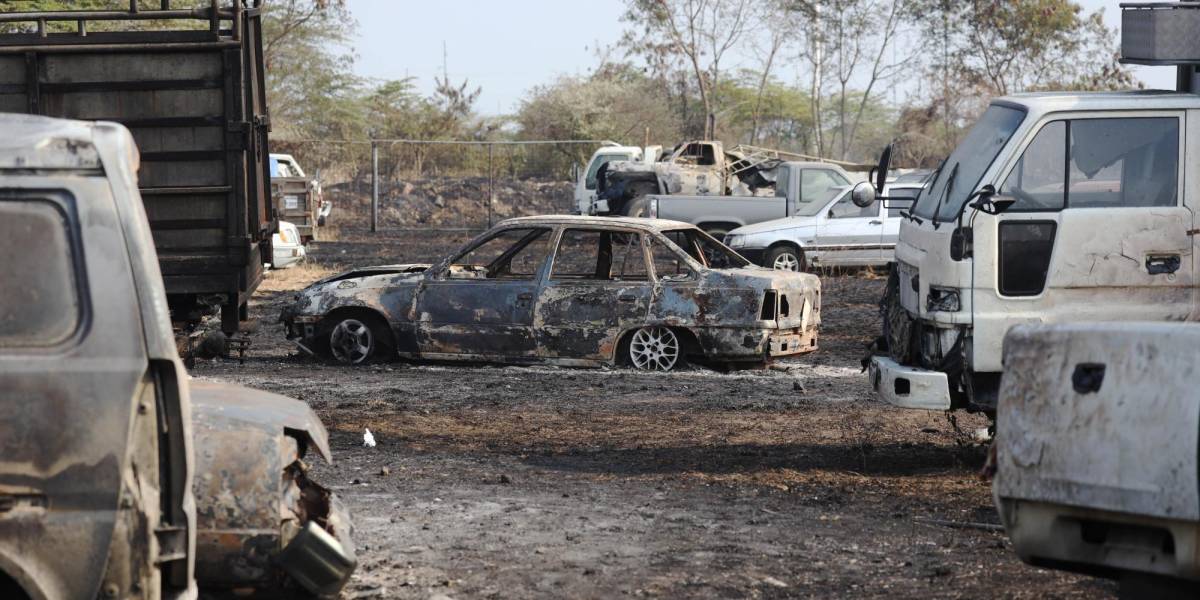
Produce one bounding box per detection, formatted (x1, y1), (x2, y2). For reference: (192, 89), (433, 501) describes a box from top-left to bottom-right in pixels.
(330, 318), (373, 364)
(773, 253), (799, 271)
(629, 326), (680, 371)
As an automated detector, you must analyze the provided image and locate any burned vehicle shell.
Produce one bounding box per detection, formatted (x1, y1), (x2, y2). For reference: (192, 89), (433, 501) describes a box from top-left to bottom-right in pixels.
(190, 382), (355, 597)
(281, 216), (821, 370)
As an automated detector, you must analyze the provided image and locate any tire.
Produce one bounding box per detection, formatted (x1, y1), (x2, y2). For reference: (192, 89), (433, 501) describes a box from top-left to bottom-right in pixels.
(626, 326), (683, 371)
(322, 313), (393, 365)
(765, 245), (805, 272)
(621, 182), (659, 217)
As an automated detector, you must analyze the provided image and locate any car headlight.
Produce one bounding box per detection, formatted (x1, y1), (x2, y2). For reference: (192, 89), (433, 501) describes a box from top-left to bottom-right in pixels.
(278, 227), (295, 245)
(926, 286), (961, 312)
(724, 234), (745, 248)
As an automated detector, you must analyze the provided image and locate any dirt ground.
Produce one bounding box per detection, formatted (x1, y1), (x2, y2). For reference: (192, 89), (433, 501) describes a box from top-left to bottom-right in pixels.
(193, 227), (1116, 599)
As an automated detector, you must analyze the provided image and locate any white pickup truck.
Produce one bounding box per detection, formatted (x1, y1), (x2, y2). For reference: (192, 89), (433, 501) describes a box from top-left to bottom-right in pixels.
(641, 160), (860, 238)
(994, 322), (1200, 596)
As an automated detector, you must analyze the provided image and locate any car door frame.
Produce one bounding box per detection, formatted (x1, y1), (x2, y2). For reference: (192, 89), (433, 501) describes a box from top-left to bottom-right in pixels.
(413, 225), (554, 361)
(534, 225), (654, 364)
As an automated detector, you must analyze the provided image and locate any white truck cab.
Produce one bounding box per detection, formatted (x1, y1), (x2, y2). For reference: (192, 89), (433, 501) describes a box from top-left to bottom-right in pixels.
(575, 145), (658, 214)
(866, 90), (1199, 413)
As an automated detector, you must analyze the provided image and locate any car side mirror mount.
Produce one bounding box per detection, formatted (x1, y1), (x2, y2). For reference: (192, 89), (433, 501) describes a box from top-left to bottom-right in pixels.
(851, 180), (876, 208)
(872, 143), (893, 194)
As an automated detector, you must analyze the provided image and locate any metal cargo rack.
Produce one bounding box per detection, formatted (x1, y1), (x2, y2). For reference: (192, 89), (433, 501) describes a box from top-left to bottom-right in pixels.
(0, 0), (274, 334)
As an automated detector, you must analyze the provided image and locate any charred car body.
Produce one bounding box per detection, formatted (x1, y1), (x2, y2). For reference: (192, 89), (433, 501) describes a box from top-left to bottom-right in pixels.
(0, 114), (354, 599)
(282, 216), (821, 370)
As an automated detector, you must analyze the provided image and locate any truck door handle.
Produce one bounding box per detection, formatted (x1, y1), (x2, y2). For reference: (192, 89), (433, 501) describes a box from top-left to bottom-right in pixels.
(517, 292), (534, 301)
(618, 294), (637, 303)
(1146, 254), (1181, 275)
(869, 220), (883, 225)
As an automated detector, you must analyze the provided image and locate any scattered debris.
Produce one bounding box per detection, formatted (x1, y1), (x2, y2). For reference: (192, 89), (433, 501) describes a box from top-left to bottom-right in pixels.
(364, 428), (377, 447)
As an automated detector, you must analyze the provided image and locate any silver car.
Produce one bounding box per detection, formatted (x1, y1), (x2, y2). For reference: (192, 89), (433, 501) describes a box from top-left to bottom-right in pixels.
(723, 183), (926, 270)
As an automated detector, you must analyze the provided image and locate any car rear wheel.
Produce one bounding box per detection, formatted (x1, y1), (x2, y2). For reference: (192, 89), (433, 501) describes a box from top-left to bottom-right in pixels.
(326, 315), (391, 365)
(628, 326), (681, 371)
(766, 245), (805, 272)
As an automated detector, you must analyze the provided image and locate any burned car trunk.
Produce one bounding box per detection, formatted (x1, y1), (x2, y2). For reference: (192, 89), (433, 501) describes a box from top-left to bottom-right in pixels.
(191, 382), (355, 597)
(281, 216), (820, 371)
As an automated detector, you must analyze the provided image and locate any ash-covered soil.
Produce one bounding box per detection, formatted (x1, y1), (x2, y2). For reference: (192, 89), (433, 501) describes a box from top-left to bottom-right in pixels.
(193, 228), (1115, 599)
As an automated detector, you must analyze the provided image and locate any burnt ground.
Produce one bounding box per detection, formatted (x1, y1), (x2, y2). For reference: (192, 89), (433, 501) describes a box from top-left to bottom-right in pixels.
(192, 227), (1116, 599)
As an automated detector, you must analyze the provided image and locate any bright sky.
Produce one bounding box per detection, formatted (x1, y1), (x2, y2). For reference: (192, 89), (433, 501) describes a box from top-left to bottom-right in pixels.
(351, 0), (1176, 116)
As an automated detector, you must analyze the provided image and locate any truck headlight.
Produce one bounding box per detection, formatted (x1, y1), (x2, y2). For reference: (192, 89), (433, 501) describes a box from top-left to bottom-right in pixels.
(724, 234), (745, 248)
(926, 286), (960, 312)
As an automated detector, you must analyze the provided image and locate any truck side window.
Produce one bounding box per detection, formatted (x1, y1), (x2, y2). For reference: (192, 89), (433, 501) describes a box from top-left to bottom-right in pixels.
(774, 165), (791, 199)
(1001, 121), (1066, 211)
(886, 187), (921, 217)
(0, 198), (81, 346)
(1003, 117), (1179, 210)
(1068, 118), (1177, 208)
(800, 169), (849, 206)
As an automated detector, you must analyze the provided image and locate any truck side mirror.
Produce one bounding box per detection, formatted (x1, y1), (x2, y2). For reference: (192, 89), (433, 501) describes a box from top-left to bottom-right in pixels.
(851, 181), (876, 208)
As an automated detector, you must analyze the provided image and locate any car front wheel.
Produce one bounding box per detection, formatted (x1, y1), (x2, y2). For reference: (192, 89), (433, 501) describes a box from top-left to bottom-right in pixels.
(325, 315), (391, 365)
(766, 245), (805, 272)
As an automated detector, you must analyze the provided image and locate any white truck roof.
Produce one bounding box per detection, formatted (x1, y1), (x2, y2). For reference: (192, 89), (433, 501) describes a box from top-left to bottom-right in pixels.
(998, 89), (1200, 117)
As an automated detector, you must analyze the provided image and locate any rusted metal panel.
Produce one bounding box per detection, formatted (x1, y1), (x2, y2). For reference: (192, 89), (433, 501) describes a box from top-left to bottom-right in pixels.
(282, 215), (821, 369)
(190, 381), (354, 595)
(994, 322), (1200, 581)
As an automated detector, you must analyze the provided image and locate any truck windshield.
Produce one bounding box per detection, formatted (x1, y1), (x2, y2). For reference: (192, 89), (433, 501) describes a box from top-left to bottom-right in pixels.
(912, 104), (1025, 222)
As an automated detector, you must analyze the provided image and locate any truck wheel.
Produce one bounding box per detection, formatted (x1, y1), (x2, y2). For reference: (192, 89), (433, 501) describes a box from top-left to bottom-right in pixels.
(324, 314), (392, 365)
(623, 197), (650, 218)
(765, 245), (805, 271)
(622, 182), (659, 217)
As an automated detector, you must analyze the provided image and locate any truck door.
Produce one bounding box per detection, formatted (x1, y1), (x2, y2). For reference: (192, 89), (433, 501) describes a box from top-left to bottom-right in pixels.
(987, 113), (1191, 327)
(880, 186), (921, 262)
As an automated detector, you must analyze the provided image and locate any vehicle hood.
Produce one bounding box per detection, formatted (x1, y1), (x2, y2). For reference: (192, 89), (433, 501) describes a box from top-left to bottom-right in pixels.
(728, 215), (815, 236)
(190, 380), (332, 463)
(314, 263), (431, 286)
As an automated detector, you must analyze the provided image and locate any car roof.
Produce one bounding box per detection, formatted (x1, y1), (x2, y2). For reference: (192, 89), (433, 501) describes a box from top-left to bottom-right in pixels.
(498, 214), (696, 232)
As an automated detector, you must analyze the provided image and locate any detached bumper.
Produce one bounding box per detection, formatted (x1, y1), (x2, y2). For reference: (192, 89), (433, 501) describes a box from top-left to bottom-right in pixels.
(868, 356), (951, 411)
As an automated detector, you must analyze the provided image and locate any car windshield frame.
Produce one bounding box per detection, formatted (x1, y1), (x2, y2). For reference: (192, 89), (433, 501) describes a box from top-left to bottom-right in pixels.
(911, 103), (1027, 223)
(659, 227), (750, 270)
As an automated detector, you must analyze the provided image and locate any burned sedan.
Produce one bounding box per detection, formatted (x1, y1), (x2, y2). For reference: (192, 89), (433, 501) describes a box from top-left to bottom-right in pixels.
(282, 216), (820, 370)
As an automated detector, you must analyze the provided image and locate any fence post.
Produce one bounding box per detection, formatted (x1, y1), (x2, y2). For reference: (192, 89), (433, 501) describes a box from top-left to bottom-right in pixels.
(370, 140), (379, 233)
(487, 143), (494, 228)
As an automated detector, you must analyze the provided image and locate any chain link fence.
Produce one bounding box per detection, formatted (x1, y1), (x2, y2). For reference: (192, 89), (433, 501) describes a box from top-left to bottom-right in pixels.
(270, 139), (614, 232)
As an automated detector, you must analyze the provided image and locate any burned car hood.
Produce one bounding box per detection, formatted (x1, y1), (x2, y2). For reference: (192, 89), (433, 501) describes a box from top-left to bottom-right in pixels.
(189, 380), (332, 463)
(314, 263), (431, 286)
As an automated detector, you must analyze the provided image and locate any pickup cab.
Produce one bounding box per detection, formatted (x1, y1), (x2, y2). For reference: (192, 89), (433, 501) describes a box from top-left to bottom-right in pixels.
(722, 182), (925, 270)
(575, 144), (658, 214)
(0, 114), (355, 599)
(862, 90), (1200, 414)
(640, 160), (858, 238)
(994, 322), (1200, 596)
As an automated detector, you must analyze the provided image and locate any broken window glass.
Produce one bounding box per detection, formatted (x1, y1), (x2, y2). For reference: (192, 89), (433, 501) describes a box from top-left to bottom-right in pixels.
(0, 198), (80, 346)
(1068, 118), (1178, 208)
(650, 238), (694, 281)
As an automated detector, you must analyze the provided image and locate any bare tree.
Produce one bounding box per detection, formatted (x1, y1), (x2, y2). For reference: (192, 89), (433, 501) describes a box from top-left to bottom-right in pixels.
(746, 0), (806, 144)
(624, 0), (754, 138)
